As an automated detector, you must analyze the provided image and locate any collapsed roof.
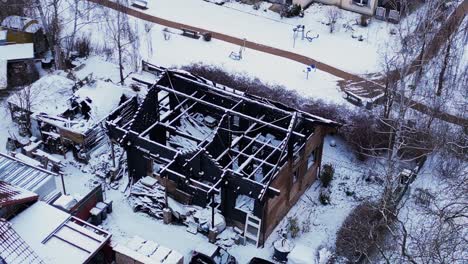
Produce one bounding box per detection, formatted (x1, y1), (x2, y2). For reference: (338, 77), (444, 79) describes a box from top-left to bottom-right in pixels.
(107, 66), (339, 205)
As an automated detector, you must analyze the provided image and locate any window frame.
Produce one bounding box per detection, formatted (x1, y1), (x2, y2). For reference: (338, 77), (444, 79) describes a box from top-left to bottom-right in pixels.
(353, 0), (369, 7)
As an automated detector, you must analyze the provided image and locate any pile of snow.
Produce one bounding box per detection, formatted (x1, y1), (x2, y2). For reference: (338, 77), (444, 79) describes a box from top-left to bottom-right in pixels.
(9, 74), (74, 116)
(288, 244), (315, 264)
(73, 80), (127, 122)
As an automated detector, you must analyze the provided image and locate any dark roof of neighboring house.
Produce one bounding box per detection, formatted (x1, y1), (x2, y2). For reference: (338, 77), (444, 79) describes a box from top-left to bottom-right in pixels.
(0, 181), (38, 208)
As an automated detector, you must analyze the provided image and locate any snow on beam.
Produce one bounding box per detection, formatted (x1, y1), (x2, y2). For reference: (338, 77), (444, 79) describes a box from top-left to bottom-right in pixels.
(171, 72), (300, 118)
(154, 122), (203, 144)
(160, 92), (202, 124)
(166, 97), (204, 127)
(231, 149), (275, 169)
(225, 170), (280, 198)
(164, 168), (217, 193)
(108, 124), (178, 159)
(259, 113), (297, 201)
(223, 134), (262, 170)
(155, 85), (305, 138)
(243, 135), (284, 152)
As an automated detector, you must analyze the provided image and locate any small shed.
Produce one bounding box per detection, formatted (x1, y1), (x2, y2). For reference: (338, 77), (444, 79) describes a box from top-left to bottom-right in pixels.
(10, 201), (112, 264)
(0, 152), (59, 202)
(1, 15), (47, 55)
(0, 43), (37, 89)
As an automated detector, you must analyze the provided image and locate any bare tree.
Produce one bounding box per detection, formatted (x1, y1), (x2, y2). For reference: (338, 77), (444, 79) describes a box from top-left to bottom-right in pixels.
(103, 0), (138, 83)
(325, 7), (341, 34)
(10, 85), (39, 134)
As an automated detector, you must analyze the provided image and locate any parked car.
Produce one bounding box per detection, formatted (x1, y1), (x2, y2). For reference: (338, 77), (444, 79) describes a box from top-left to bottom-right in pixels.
(248, 257), (275, 264)
(189, 244), (237, 264)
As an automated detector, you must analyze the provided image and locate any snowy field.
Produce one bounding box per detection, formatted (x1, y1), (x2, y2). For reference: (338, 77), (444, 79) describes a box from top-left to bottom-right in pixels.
(68, 2), (353, 105)
(126, 0), (399, 75)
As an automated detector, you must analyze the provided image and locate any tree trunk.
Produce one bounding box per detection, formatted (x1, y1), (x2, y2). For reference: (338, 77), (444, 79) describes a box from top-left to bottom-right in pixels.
(436, 40), (451, 96)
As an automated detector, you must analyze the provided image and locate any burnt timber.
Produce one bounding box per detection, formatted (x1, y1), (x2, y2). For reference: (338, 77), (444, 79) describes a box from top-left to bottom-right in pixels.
(106, 64), (340, 246)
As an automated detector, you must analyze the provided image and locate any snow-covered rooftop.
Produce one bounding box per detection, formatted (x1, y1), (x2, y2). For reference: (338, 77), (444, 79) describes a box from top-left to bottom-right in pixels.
(0, 43), (34, 61)
(0, 152), (57, 200)
(8, 74), (75, 116)
(0, 181), (38, 208)
(1, 16), (43, 33)
(10, 201), (111, 264)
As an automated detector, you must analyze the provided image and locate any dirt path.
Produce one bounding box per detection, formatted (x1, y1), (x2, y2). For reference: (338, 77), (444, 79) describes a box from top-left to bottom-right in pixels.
(87, 0), (467, 127)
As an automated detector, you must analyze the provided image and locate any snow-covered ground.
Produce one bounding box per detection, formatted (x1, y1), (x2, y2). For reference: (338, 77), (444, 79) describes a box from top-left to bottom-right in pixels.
(63, 2), (353, 105)
(57, 130), (385, 263)
(126, 0), (399, 75)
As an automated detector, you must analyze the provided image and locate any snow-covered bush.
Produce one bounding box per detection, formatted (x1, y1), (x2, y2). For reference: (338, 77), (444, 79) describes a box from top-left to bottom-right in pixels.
(287, 216), (301, 238)
(360, 15), (370, 27)
(319, 188), (330, 205)
(320, 163), (334, 188)
(412, 188), (434, 207)
(335, 201), (392, 262)
(75, 36), (92, 58)
(281, 4), (302, 18)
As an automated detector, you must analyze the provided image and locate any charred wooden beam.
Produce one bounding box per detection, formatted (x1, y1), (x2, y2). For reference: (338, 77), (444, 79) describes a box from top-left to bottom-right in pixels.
(231, 149), (275, 169)
(171, 72), (301, 119)
(155, 84), (305, 138)
(260, 112), (297, 201)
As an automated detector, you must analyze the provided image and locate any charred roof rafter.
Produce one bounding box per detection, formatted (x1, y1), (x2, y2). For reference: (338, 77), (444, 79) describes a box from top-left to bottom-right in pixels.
(154, 84), (304, 138)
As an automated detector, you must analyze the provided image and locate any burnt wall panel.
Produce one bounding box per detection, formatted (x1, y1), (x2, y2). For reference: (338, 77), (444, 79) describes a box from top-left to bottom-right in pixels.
(127, 147), (150, 181)
(261, 125), (326, 242)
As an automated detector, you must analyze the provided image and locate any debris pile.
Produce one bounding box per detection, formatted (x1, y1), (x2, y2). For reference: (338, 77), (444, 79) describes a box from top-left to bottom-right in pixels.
(129, 177), (166, 219)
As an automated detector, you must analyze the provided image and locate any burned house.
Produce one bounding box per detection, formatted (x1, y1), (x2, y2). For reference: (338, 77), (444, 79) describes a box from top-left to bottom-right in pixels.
(106, 66), (340, 246)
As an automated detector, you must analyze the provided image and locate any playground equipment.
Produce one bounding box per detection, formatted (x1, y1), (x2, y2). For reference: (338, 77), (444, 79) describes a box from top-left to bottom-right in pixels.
(292, 25), (305, 47)
(305, 31), (319, 42)
(229, 38), (246, 61)
(303, 64), (316, 80)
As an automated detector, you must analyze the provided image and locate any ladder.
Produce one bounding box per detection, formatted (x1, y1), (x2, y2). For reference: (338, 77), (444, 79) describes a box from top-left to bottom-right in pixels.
(244, 214), (261, 247)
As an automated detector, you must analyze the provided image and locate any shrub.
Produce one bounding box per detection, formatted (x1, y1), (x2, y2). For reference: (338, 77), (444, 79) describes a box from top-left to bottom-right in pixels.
(360, 15), (370, 27)
(319, 188), (331, 205)
(287, 216), (301, 238)
(75, 36), (92, 58)
(320, 164), (334, 188)
(335, 202), (393, 262)
(413, 188), (434, 207)
(301, 217), (311, 233)
(281, 4), (302, 18)
(326, 7), (341, 33)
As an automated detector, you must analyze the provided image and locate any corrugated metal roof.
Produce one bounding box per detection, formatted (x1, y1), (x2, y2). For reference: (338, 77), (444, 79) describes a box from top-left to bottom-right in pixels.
(0, 153), (57, 199)
(0, 181), (38, 207)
